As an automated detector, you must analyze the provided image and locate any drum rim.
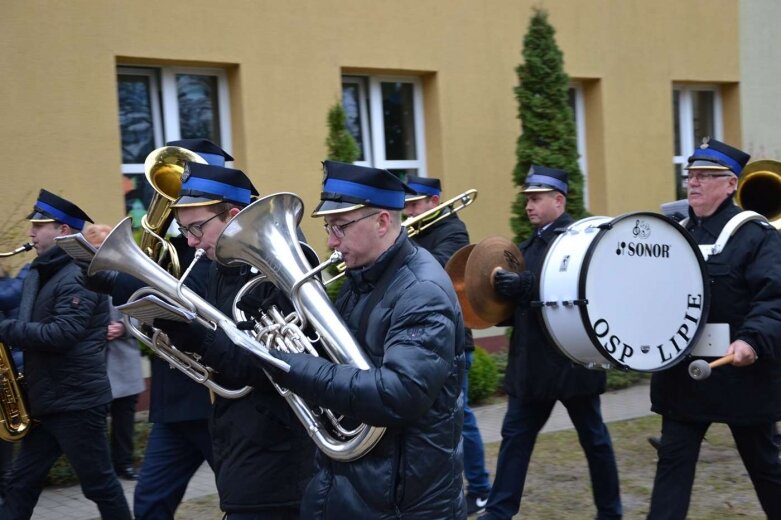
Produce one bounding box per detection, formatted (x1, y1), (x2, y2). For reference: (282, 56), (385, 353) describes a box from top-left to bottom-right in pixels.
(577, 211), (712, 371)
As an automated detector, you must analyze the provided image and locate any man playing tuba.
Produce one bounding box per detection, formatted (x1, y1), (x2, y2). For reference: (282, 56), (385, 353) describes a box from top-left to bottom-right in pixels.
(153, 162), (315, 519)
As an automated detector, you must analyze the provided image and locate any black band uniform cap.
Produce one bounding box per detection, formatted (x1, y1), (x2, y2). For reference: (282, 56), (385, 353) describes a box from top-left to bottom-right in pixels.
(171, 162), (258, 208)
(312, 161), (417, 216)
(685, 138), (750, 176)
(166, 138), (234, 166)
(405, 175), (442, 202)
(27, 189), (93, 231)
(521, 165), (569, 195)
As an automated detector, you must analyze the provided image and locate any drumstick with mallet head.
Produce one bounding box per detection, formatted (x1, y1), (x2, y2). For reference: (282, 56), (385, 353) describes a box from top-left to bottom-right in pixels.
(688, 354), (735, 381)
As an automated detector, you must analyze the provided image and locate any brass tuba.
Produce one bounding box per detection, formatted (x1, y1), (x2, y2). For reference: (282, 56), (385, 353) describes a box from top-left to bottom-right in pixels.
(140, 146), (207, 276)
(87, 218), (281, 399)
(0, 243), (34, 441)
(735, 160), (781, 229)
(214, 193), (386, 461)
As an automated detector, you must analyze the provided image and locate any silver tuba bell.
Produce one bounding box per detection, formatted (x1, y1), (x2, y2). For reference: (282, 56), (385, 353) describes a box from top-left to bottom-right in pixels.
(87, 218), (290, 399)
(214, 192), (386, 461)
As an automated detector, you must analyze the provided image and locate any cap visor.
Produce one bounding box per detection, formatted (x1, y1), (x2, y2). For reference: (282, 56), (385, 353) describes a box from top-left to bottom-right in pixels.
(684, 160), (731, 171)
(311, 200), (365, 217)
(171, 196), (223, 208)
(404, 194), (427, 202)
(520, 186), (555, 194)
(27, 210), (56, 223)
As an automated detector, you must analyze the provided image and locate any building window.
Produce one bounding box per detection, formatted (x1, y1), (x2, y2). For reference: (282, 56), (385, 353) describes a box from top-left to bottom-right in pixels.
(568, 83), (588, 208)
(672, 85), (722, 199)
(116, 66), (232, 224)
(342, 75), (426, 179)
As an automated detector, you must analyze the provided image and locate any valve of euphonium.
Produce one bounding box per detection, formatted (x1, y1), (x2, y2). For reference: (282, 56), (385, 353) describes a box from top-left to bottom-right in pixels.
(215, 192), (386, 461)
(87, 218), (289, 399)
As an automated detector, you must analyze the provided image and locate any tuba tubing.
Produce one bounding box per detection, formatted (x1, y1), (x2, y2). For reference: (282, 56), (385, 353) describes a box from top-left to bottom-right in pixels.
(214, 192), (386, 461)
(88, 218), (291, 374)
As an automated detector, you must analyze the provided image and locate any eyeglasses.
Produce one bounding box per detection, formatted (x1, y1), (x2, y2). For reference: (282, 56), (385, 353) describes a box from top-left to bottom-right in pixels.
(683, 172), (733, 183)
(323, 212), (380, 238)
(177, 209), (228, 239)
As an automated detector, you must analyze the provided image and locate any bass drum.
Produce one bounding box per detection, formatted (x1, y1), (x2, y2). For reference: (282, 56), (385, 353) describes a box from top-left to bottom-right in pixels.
(538, 212), (709, 372)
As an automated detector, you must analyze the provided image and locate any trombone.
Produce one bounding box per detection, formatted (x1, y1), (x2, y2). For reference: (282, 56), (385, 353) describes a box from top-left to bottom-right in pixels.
(325, 189), (478, 285)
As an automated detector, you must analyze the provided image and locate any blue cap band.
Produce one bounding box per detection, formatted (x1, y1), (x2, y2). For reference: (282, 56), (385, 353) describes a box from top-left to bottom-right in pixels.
(198, 152), (226, 166)
(323, 178), (406, 209)
(35, 201), (85, 230)
(525, 174), (568, 194)
(690, 147), (743, 175)
(182, 177), (252, 205)
(407, 182), (440, 197)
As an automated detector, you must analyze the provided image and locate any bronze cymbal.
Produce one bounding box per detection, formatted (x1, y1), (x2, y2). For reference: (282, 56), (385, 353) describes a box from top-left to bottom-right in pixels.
(445, 244), (493, 329)
(464, 236), (525, 326)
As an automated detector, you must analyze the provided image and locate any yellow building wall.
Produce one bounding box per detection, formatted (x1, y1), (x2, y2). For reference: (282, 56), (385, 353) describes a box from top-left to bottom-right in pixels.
(1, 0), (740, 259)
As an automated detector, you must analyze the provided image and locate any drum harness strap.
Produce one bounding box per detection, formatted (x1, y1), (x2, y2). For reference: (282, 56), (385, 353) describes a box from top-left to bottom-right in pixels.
(679, 210), (767, 261)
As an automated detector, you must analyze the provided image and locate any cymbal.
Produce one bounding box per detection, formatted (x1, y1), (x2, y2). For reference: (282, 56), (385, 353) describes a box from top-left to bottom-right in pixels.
(445, 245), (493, 329)
(464, 236), (525, 326)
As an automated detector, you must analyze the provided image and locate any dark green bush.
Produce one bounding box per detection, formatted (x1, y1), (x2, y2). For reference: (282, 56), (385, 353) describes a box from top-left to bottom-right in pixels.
(468, 347), (499, 405)
(606, 369), (648, 391)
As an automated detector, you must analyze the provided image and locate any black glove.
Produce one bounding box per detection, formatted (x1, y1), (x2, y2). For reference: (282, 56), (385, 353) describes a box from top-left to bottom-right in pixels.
(237, 288), (295, 321)
(77, 260), (118, 295)
(494, 270), (535, 301)
(153, 318), (208, 353)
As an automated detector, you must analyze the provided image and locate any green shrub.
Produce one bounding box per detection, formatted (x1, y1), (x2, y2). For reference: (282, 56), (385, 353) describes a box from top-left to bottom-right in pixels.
(606, 369), (648, 391)
(468, 347), (499, 405)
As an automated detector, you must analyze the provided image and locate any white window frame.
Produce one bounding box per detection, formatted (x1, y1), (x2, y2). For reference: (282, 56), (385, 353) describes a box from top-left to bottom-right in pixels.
(118, 65), (232, 175)
(342, 76), (373, 166)
(342, 75), (427, 177)
(569, 82), (589, 208)
(673, 84), (723, 171)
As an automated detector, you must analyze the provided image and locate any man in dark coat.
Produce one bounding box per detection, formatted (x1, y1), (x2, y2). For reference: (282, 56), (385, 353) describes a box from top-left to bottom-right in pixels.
(647, 139), (781, 519)
(154, 162), (314, 519)
(404, 175), (491, 516)
(85, 139), (226, 519)
(479, 166), (621, 520)
(0, 190), (131, 520)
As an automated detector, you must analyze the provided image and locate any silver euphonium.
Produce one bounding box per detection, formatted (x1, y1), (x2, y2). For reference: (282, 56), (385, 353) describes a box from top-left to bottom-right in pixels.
(87, 218), (291, 399)
(214, 192), (386, 461)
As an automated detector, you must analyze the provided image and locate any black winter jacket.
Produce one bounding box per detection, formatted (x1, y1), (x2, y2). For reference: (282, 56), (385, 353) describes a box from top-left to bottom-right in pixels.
(651, 199), (781, 424)
(410, 211), (475, 352)
(504, 213), (606, 401)
(0, 246), (112, 416)
(195, 262), (314, 513)
(275, 233), (467, 519)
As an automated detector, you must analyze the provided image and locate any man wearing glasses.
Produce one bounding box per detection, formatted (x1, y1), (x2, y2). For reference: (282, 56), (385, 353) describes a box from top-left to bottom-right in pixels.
(154, 161), (315, 519)
(647, 138), (781, 519)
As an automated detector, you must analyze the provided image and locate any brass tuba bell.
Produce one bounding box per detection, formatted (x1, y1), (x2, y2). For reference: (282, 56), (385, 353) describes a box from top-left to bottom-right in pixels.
(140, 146), (207, 276)
(735, 159), (781, 229)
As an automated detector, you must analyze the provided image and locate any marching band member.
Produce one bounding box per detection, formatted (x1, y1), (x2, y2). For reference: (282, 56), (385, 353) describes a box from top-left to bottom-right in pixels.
(85, 139), (226, 520)
(647, 139), (781, 519)
(481, 166), (622, 520)
(154, 162), (314, 519)
(404, 175), (492, 515)
(0, 190), (131, 520)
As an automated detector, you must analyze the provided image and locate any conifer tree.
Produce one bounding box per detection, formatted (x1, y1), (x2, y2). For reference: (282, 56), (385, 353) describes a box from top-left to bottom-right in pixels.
(511, 8), (587, 242)
(325, 102), (360, 163)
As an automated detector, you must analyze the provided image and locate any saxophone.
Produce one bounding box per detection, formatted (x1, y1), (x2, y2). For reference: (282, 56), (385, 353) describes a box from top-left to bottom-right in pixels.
(0, 243), (34, 441)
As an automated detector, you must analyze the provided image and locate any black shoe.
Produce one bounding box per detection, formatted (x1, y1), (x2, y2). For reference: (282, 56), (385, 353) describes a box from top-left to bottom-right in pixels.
(115, 465), (138, 481)
(466, 491), (490, 516)
(647, 436), (661, 450)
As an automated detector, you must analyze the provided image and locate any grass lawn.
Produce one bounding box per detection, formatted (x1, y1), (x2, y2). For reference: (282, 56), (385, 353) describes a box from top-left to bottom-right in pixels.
(170, 414), (768, 519)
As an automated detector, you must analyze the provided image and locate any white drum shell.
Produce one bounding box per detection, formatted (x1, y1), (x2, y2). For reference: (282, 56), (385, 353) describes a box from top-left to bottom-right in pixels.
(538, 213), (708, 372)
